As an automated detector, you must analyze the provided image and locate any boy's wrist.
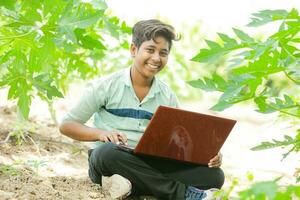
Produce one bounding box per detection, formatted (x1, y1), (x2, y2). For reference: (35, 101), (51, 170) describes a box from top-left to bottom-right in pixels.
(94, 129), (105, 142)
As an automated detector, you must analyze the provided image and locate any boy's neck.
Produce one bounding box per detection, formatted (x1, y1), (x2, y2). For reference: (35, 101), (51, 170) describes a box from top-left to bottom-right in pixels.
(130, 67), (153, 87)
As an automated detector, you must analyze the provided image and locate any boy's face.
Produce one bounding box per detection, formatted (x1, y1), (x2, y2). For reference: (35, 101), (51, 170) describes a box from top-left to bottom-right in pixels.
(130, 36), (169, 80)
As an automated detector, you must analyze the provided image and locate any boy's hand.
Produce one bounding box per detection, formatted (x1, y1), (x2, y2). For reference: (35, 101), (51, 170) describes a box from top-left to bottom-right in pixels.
(208, 152), (222, 168)
(99, 130), (128, 145)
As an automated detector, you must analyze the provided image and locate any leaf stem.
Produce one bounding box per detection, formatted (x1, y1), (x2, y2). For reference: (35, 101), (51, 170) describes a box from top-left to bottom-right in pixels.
(267, 102), (300, 118)
(284, 71), (300, 85)
(0, 30), (34, 40)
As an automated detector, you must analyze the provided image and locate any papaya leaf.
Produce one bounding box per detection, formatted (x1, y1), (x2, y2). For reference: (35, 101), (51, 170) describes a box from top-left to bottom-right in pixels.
(74, 28), (106, 50)
(0, 0), (130, 121)
(248, 9), (289, 27)
(210, 100), (233, 111)
(251, 134), (300, 159)
(205, 40), (222, 49)
(187, 79), (218, 92)
(217, 33), (238, 48)
(239, 180), (278, 199)
(187, 73), (227, 92)
(0, 0), (16, 10)
(88, 0), (107, 10)
(32, 74), (63, 99)
(191, 48), (225, 63)
(233, 28), (255, 43)
(17, 80), (31, 119)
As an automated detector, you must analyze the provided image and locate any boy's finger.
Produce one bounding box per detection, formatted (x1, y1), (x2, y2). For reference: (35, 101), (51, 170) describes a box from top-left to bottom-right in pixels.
(208, 161), (221, 168)
(112, 134), (119, 143)
(119, 134), (128, 144)
(209, 157), (222, 167)
(103, 137), (109, 143)
(108, 135), (117, 143)
(209, 155), (219, 163)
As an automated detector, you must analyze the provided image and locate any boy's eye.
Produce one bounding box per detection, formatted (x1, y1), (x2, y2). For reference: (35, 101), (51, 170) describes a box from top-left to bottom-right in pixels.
(160, 52), (169, 57)
(146, 48), (155, 53)
(145, 48), (169, 57)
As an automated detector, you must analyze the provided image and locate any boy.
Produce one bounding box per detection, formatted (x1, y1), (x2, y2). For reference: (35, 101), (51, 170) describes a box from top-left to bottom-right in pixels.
(59, 19), (224, 200)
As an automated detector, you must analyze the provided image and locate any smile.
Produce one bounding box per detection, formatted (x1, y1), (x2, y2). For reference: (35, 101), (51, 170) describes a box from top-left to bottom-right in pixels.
(146, 63), (160, 70)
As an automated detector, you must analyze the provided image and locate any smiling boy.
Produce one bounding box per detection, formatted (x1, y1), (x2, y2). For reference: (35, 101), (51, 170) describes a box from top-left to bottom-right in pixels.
(59, 19), (224, 200)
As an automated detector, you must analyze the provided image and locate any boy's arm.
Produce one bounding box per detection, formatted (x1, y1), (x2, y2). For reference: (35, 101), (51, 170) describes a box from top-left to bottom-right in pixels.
(59, 121), (128, 144)
(58, 80), (127, 144)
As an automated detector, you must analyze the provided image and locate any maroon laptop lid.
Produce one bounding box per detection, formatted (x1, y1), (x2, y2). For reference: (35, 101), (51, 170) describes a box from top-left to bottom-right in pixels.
(134, 106), (236, 165)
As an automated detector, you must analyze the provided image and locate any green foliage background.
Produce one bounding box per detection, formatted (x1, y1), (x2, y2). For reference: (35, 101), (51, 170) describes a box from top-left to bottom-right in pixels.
(189, 9), (300, 199)
(0, 0), (130, 119)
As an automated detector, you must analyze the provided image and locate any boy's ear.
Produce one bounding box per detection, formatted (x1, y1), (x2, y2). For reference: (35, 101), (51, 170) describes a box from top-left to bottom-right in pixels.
(130, 43), (137, 57)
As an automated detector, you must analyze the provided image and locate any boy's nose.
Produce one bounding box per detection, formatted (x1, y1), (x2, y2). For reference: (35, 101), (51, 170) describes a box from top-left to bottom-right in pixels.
(151, 52), (161, 61)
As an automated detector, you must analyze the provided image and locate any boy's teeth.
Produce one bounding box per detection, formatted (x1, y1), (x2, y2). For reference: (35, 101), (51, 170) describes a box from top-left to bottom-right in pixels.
(148, 64), (159, 69)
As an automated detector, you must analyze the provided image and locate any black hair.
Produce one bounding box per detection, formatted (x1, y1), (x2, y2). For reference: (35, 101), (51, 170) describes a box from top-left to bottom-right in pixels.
(132, 19), (180, 50)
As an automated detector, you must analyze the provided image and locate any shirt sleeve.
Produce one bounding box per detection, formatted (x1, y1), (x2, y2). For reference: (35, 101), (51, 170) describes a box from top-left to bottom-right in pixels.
(61, 80), (106, 124)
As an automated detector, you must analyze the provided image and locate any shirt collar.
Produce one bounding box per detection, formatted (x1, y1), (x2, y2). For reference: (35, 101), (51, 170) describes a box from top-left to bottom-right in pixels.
(123, 67), (132, 87)
(123, 67), (160, 98)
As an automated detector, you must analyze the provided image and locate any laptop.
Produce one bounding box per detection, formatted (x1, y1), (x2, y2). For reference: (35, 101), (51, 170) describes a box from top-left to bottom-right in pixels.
(118, 105), (236, 165)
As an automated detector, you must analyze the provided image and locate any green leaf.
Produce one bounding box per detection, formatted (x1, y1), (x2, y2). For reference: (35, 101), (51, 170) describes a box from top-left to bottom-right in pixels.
(248, 9), (289, 27)
(104, 17), (121, 38)
(219, 84), (244, 102)
(32, 74), (64, 99)
(210, 100), (233, 111)
(59, 8), (104, 29)
(29, 37), (55, 73)
(228, 58), (244, 68)
(187, 74), (227, 92)
(187, 79), (216, 91)
(218, 33), (238, 48)
(0, 6), (18, 20)
(121, 21), (132, 34)
(74, 28), (106, 50)
(239, 180), (278, 199)
(60, 26), (77, 43)
(233, 28), (254, 43)
(7, 80), (18, 99)
(232, 58), (286, 77)
(191, 40), (244, 63)
(271, 28), (299, 40)
(212, 74), (227, 90)
(191, 48), (227, 63)
(205, 40), (222, 49)
(288, 8), (299, 18)
(17, 81), (31, 119)
(251, 135), (295, 151)
(88, 0), (107, 10)
(255, 10), (289, 19)
(0, 0), (15, 10)
(254, 96), (276, 113)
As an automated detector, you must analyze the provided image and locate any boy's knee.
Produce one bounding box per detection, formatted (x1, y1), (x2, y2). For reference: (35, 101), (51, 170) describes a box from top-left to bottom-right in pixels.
(88, 143), (119, 182)
(214, 168), (225, 189)
(90, 142), (118, 166)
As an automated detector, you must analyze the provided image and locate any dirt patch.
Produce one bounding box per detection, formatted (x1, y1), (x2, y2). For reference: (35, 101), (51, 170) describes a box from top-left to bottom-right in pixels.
(0, 169), (104, 200)
(0, 106), (109, 200)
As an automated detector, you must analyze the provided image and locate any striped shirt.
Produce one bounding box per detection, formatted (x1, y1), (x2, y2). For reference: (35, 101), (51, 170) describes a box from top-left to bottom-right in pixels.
(62, 68), (179, 147)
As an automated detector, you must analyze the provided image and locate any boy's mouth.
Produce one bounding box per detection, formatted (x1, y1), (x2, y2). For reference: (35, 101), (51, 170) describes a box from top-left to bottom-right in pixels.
(146, 63), (160, 70)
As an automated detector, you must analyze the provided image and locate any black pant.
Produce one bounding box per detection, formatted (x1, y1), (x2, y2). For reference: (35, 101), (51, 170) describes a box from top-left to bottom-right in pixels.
(88, 143), (224, 200)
